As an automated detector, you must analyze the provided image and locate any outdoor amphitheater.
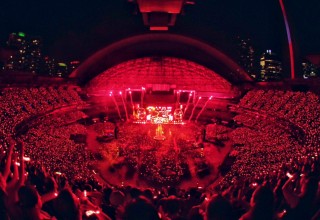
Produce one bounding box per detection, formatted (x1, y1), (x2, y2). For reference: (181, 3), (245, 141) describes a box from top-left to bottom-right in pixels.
(0, 36), (320, 219)
(0, 51), (320, 219)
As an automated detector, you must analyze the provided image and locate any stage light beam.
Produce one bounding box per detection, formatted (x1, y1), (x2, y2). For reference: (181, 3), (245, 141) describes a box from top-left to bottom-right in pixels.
(111, 92), (122, 120)
(195, 96), (213, 122)
(120, 91), (129, 121)
(183, 92), (193, 117)
(188, 96), (201, 122)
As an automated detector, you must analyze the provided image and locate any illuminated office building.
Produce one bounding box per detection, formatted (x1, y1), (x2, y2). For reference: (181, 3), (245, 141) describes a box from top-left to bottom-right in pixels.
(5, 32), (43, 73)
(260, 50), (282, 81)
(302, 59), (318, 79)
(236, 37), (256, 79)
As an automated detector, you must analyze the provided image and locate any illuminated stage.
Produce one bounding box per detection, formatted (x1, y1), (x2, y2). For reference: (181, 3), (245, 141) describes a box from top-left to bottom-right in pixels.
(154, 124), (166, 140)
(133, 105), (184, 124)
(92, 121), (233, 188)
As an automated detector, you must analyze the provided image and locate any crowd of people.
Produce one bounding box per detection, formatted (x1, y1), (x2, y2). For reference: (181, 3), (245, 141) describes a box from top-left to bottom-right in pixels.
(102, 123), (212, 187)
(19, 110), (97, 183)
(238, 90), (320, 146)
(0, 86), (85, 136)
(0, 136), (319, 220)
(0, 86), (320, 219)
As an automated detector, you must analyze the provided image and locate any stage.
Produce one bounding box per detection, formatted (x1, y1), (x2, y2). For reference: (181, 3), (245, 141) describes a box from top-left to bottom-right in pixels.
(86, 121), (233, 189)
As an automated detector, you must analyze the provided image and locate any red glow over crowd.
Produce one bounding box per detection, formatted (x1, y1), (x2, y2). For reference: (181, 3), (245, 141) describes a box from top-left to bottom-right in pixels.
(0, 85), (319, 220)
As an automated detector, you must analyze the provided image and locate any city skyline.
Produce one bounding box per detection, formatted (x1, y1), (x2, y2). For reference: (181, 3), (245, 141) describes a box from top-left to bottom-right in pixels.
(1, 0), (320, 78)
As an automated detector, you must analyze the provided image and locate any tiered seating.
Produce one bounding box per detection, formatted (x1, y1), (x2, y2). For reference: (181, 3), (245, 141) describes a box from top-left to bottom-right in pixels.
(0, 88), (319, 220)
(238, 89), (320, 147)
(0, 86), (85, 135)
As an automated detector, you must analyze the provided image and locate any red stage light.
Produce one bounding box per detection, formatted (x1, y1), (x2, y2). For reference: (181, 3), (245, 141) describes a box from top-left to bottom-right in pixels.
(150, 26), (169, 31)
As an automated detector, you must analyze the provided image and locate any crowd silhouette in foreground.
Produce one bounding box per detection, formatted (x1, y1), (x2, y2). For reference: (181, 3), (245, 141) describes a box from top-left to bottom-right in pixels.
(0, 136), (319, 220)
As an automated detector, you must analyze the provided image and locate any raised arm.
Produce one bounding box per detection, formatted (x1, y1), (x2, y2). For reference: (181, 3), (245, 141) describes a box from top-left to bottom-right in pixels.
(282, 174), (300, 208)
(17, 141), (26, 186)
(2, 137), (15, 180)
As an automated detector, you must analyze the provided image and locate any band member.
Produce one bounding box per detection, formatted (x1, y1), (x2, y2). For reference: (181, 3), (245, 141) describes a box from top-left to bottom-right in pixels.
(114, 123), (119, 139)
(201, 127), (206, 142)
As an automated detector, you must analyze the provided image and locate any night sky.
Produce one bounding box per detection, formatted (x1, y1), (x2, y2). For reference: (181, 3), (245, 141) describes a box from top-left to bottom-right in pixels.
(1, 0), (320, 74)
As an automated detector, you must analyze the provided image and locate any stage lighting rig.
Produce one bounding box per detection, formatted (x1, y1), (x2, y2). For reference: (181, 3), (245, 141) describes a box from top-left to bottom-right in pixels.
(128, 0), (196, 31)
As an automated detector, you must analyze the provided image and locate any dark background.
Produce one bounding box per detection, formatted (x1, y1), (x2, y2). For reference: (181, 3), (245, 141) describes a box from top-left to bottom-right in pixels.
(1, 0), (319, 77)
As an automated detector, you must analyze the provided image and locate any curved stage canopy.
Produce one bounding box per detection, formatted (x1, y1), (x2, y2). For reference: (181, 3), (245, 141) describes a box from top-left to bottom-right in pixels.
(87, 57), (237, 97)
(70, 34), (252, 85)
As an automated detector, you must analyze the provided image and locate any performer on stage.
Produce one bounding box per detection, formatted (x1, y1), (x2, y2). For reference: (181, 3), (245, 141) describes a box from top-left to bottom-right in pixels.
(201, 127), (206, 142)
(114, 123), (119, 139)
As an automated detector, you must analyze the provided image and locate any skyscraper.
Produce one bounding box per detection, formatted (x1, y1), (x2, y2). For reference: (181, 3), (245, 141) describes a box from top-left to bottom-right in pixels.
(42, 56), (57, 76)
(56, 62), (69, 77)
(27, 36), (42, 73)
(236, 37), (256, 79)
(7, 32), (26, 49)
(302, 59), (318, 79)
(5, 32), (43, 73)
(6, 32), (27, 71)
(260, 50), (282, 81)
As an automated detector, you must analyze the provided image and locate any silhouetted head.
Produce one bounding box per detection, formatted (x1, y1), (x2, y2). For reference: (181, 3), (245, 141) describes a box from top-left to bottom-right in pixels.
(18, 185), (41, 209)
(122, 196), (160, 220)
(206, 194), (233, 220)
(300, 176), (319, 202)
(250, 185), (274, 208)
(109, 190), (125, 207)
(54, 188), (81, 220)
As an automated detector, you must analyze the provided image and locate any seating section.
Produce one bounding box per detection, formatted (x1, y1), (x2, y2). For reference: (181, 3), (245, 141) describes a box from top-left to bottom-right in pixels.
(0, 86), (85, 135)
(238, 89), (320, 147)
(0, 87), (319, 220)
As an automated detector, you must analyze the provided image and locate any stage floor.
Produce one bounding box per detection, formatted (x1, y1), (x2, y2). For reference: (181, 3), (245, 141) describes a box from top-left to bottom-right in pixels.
(87, 122), (232, 189)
